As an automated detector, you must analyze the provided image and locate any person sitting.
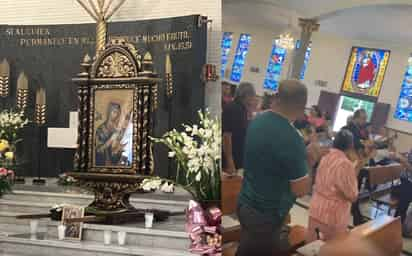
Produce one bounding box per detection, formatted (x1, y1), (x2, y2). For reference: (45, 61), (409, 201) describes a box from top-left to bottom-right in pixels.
(393, 151), (412, 228)
(342, 109), (374, 225)
(306, 129), (360, 242)
(307, 105), (327, 132)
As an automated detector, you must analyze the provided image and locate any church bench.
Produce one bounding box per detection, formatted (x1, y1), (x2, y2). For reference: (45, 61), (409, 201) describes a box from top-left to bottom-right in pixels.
(351, 215), (402, 256)
(221, 174), (243, 215)
(366, 164), (403, 217)
(297, 216), (402, 256)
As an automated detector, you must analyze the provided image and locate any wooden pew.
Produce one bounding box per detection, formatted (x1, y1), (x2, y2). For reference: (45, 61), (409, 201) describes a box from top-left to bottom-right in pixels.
(311, 216), (402, 256)
(366, 164), (403, 216)
(366, 164), (403, 186)
(221, 174), (243, 215)
(351, 215), (402, 256)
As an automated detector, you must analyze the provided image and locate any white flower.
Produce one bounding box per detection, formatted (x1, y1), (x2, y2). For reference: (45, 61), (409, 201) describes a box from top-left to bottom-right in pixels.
(168, 151), (176, 158)
(141, 178), (162, 191)
(161, 182), (174, 193)
(195, 172), (202, 181)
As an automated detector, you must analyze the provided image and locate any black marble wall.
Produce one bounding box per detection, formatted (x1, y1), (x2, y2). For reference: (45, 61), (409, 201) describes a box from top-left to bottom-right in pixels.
(0, 15), (207, 178)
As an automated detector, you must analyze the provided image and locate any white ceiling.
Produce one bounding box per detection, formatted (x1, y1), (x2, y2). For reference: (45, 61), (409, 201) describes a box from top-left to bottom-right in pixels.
(223, 0), (412, 43)
(320, 5), (412, 43)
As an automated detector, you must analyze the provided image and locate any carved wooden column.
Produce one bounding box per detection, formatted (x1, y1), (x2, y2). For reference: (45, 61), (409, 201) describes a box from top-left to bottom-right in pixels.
(290, 18), (319, 80)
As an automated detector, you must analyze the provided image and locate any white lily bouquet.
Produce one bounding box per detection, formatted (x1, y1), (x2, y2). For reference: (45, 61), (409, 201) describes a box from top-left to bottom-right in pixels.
(0, 109), (29, 144)
(0, 109), (29, 168)
(151, 110), (221, 202)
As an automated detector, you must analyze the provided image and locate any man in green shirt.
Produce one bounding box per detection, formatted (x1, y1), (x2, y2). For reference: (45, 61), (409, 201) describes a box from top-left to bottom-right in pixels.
(236, 79), (311, 256)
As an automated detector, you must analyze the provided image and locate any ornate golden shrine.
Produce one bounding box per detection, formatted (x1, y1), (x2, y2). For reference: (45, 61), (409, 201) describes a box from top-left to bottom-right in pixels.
(69, 38), (160, 213)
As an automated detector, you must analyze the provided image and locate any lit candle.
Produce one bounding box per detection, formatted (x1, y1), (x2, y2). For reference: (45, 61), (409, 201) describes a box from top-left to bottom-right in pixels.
(17, 72), (28, 90)
(36, 88), (46, 106)
(165, 54), (172, 74)
(16, 71), (29, 111)
(0, 58), (10, 98)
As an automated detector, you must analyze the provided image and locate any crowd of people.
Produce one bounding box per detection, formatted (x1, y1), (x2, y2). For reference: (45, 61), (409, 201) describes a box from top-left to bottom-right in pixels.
(221, 80), (412, 255)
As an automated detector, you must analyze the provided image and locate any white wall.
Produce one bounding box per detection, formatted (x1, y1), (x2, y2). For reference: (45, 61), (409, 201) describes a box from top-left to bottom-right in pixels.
(223, 22), (412, 151)
(0, 0), (222, 115)
(222, 22), (298, 96)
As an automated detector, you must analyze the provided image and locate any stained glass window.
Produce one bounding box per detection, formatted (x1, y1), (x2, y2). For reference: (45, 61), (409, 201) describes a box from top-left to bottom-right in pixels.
(394, 55), (412, 122)
(295, 40), (312, 80)
(230, 33), (251, 83)
(221, 32), (233, 78)
(263, 43), (287, 91)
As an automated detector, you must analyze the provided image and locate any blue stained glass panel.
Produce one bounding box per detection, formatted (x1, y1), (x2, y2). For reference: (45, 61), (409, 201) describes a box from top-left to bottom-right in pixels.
(263, 44), (287, 91)
(295, 40), (312, 80)
(230, 33), (252, 83)
(221, 32), (233, 78)
(394, 55), (412, 122)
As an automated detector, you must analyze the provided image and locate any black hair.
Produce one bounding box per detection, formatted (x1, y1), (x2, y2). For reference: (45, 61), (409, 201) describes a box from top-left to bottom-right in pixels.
(333, 129), (354, 151)
(234, 82), (256, 102)
(261, 92), (276, 110)
(353, 109), (366, 119)
(311, 105), (322, 118)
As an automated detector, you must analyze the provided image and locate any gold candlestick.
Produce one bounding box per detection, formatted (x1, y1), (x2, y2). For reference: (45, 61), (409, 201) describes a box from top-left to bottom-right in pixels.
(16, 71), (29, 112)
(76, 0), (127, 56)
(165, 54), (173, 98)
(35, 88), (46, 126)
(0, 59), (10, 98)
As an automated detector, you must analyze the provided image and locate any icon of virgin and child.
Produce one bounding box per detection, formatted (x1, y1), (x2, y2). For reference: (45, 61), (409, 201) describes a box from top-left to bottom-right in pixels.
(94, 100), (133, 167)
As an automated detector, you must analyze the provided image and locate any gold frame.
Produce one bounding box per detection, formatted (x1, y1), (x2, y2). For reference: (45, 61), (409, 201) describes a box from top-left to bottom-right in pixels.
(341, 46), (390, 99)
(88, 85), (138, 174)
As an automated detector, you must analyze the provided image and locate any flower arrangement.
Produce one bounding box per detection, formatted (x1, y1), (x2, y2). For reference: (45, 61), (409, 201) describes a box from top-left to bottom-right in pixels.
(0, 109), (29, 182)
(151, 110), (221, 203)
(57, 173), (78, 186)
(140, 177), (175, 193)
(50, 204), (67, 220)
(0, 168), (13, 196)
(0, 109), (29, 144)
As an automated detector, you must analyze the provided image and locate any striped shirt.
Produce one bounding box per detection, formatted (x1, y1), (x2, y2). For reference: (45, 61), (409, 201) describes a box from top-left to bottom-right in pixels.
(309, 149), (358, 227)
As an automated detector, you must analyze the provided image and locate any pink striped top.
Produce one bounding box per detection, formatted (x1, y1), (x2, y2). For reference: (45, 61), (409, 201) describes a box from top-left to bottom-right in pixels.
(309, 149), (358, 227)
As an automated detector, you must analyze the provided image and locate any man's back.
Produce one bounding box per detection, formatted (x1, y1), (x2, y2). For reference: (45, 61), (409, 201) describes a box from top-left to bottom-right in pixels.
(239, 111), (308, 224)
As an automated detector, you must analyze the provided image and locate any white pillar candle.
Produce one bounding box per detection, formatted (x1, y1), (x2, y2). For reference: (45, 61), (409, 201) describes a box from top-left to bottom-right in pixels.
(117, 231), (126, 246)
(29, 220), (39, 234)
(57, 225), (66, 240)
(103, 230), (112, 245)
(145, 212), (154, 229)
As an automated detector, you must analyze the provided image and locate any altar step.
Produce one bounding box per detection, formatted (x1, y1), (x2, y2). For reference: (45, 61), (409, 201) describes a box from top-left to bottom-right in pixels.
(0, 187), (192, 255)
(0, 235), (193, 256)
(0, 192), (188, 217)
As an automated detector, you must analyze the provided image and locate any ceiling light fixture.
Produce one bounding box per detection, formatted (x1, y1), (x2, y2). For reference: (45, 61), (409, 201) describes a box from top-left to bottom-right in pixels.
(275, 33), (295, 50)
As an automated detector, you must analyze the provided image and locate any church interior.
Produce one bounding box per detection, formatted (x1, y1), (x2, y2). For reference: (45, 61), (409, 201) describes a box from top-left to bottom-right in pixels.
(0, 0), (221, 255)
(222, 0), (412, 255)
(1, 0), (412, 255)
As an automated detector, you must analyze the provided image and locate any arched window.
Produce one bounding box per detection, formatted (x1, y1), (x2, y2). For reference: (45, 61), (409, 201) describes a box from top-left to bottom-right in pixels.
(221, 32), (233, 78)
(263, 43), (287, 91)
(295, 40), (312, 80)
(394, 55), (412, 122)
(230, 33), (251, 83)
